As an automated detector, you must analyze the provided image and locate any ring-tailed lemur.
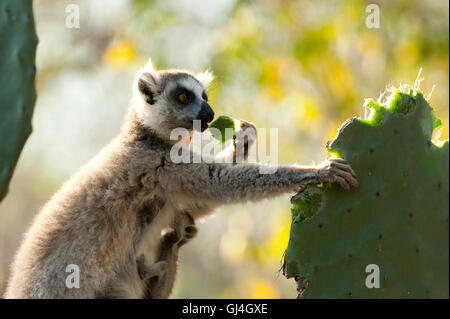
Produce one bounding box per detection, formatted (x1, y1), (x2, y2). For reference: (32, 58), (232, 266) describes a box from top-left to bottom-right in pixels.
(5, 60), (357, 299)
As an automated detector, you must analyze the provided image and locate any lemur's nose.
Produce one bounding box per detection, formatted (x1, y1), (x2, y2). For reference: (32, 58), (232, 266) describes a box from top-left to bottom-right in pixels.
(205, 108), (214, 123)
(201, 102), (215, 123)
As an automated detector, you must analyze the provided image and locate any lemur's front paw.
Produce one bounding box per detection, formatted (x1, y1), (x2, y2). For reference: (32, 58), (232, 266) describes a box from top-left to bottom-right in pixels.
(235, 120), (257, 147)
(316, 158), (358, 190)
(234, 120), (257, 161)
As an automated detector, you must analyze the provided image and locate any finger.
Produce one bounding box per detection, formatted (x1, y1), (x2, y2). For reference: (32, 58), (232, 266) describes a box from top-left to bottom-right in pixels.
(333, 168), (358, 187)
(239, 121), (250, 129)
(291, 188), (306, 201)
(332, 167), (358, 186)
(333, 162), (357, 177)
(239, 122), (256, 132)
(330, 158), (347, 164)
(333, 175), (350, 191)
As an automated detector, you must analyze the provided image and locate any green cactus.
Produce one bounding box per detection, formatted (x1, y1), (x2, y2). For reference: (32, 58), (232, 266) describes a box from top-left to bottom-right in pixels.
(0, 0), (38, 201)
(283, 87), (449, 298)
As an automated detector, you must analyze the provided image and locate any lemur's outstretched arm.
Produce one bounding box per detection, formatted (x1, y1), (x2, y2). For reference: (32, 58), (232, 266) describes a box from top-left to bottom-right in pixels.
(158, 158), (357, 204)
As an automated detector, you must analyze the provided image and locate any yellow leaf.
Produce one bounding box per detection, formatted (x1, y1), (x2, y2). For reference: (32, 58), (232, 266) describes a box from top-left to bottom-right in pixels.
(288, 92), (320, 127)
(220, 229), (248, 265)
(250, 279), (279, 299)
(357, 33), (382, 54)
(327, 58), (354, 100)
(394, 40), (419, 66)
(263, 84), (283, 101)
(103, 40), (136, 67)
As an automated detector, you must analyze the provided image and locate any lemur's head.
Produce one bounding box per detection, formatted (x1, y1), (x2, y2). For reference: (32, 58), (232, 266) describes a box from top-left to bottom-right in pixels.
(133, 59), (214, 139)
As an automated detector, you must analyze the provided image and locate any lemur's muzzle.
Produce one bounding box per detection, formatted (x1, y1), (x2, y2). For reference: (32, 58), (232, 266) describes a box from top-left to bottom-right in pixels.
(197, 101), (215, 132)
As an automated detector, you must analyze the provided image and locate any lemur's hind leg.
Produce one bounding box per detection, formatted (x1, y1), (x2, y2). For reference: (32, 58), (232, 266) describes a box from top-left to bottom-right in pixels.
(136, 255), (167, 281)
(140, 212), (198, 299)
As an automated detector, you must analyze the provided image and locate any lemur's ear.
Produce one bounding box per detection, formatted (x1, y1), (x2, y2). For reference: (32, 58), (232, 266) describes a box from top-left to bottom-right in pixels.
(143, 58), (155, 73)
(196, 70), (214, 89)
(137, 73), (159, 104)
(135, 59), (160, 105)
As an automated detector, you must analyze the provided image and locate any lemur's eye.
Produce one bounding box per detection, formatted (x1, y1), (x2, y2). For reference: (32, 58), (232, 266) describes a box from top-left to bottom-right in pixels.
(202, 92), (208, 101)
(178, 93), (188, 103)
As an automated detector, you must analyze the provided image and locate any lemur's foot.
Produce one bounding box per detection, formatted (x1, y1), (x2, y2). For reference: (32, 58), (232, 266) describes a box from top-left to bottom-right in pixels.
(316, 158), (358, 190)
(137, 254), (167, 281)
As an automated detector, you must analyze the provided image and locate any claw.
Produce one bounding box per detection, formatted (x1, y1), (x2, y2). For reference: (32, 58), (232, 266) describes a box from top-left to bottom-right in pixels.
(334, 161), (357, 177)
(336, 176), (350, 191)
(291, 186), (307, 201)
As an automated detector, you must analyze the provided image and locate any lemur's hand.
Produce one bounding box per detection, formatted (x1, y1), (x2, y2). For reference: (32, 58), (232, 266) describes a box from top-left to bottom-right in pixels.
(235, 120), (257, 147)
(316, 158), (358, 190)
(233, 120), (257, 161)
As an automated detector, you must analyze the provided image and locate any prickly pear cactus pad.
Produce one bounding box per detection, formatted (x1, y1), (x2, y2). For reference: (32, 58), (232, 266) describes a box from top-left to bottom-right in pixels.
(283, 87), (449, 298)
(0, 0), (38, 201)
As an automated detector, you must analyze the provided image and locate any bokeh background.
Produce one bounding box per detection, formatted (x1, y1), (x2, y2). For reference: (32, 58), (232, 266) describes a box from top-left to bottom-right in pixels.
(0, 0), (448, 298)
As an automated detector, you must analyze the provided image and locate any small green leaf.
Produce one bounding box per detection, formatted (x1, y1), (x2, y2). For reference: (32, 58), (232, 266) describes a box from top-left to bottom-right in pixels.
(209, 115), (239, 143)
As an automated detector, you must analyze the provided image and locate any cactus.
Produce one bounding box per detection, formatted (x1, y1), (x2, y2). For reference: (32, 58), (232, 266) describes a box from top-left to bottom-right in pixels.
(0, 0), (38, 201)
(283, 87), (449, 298)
